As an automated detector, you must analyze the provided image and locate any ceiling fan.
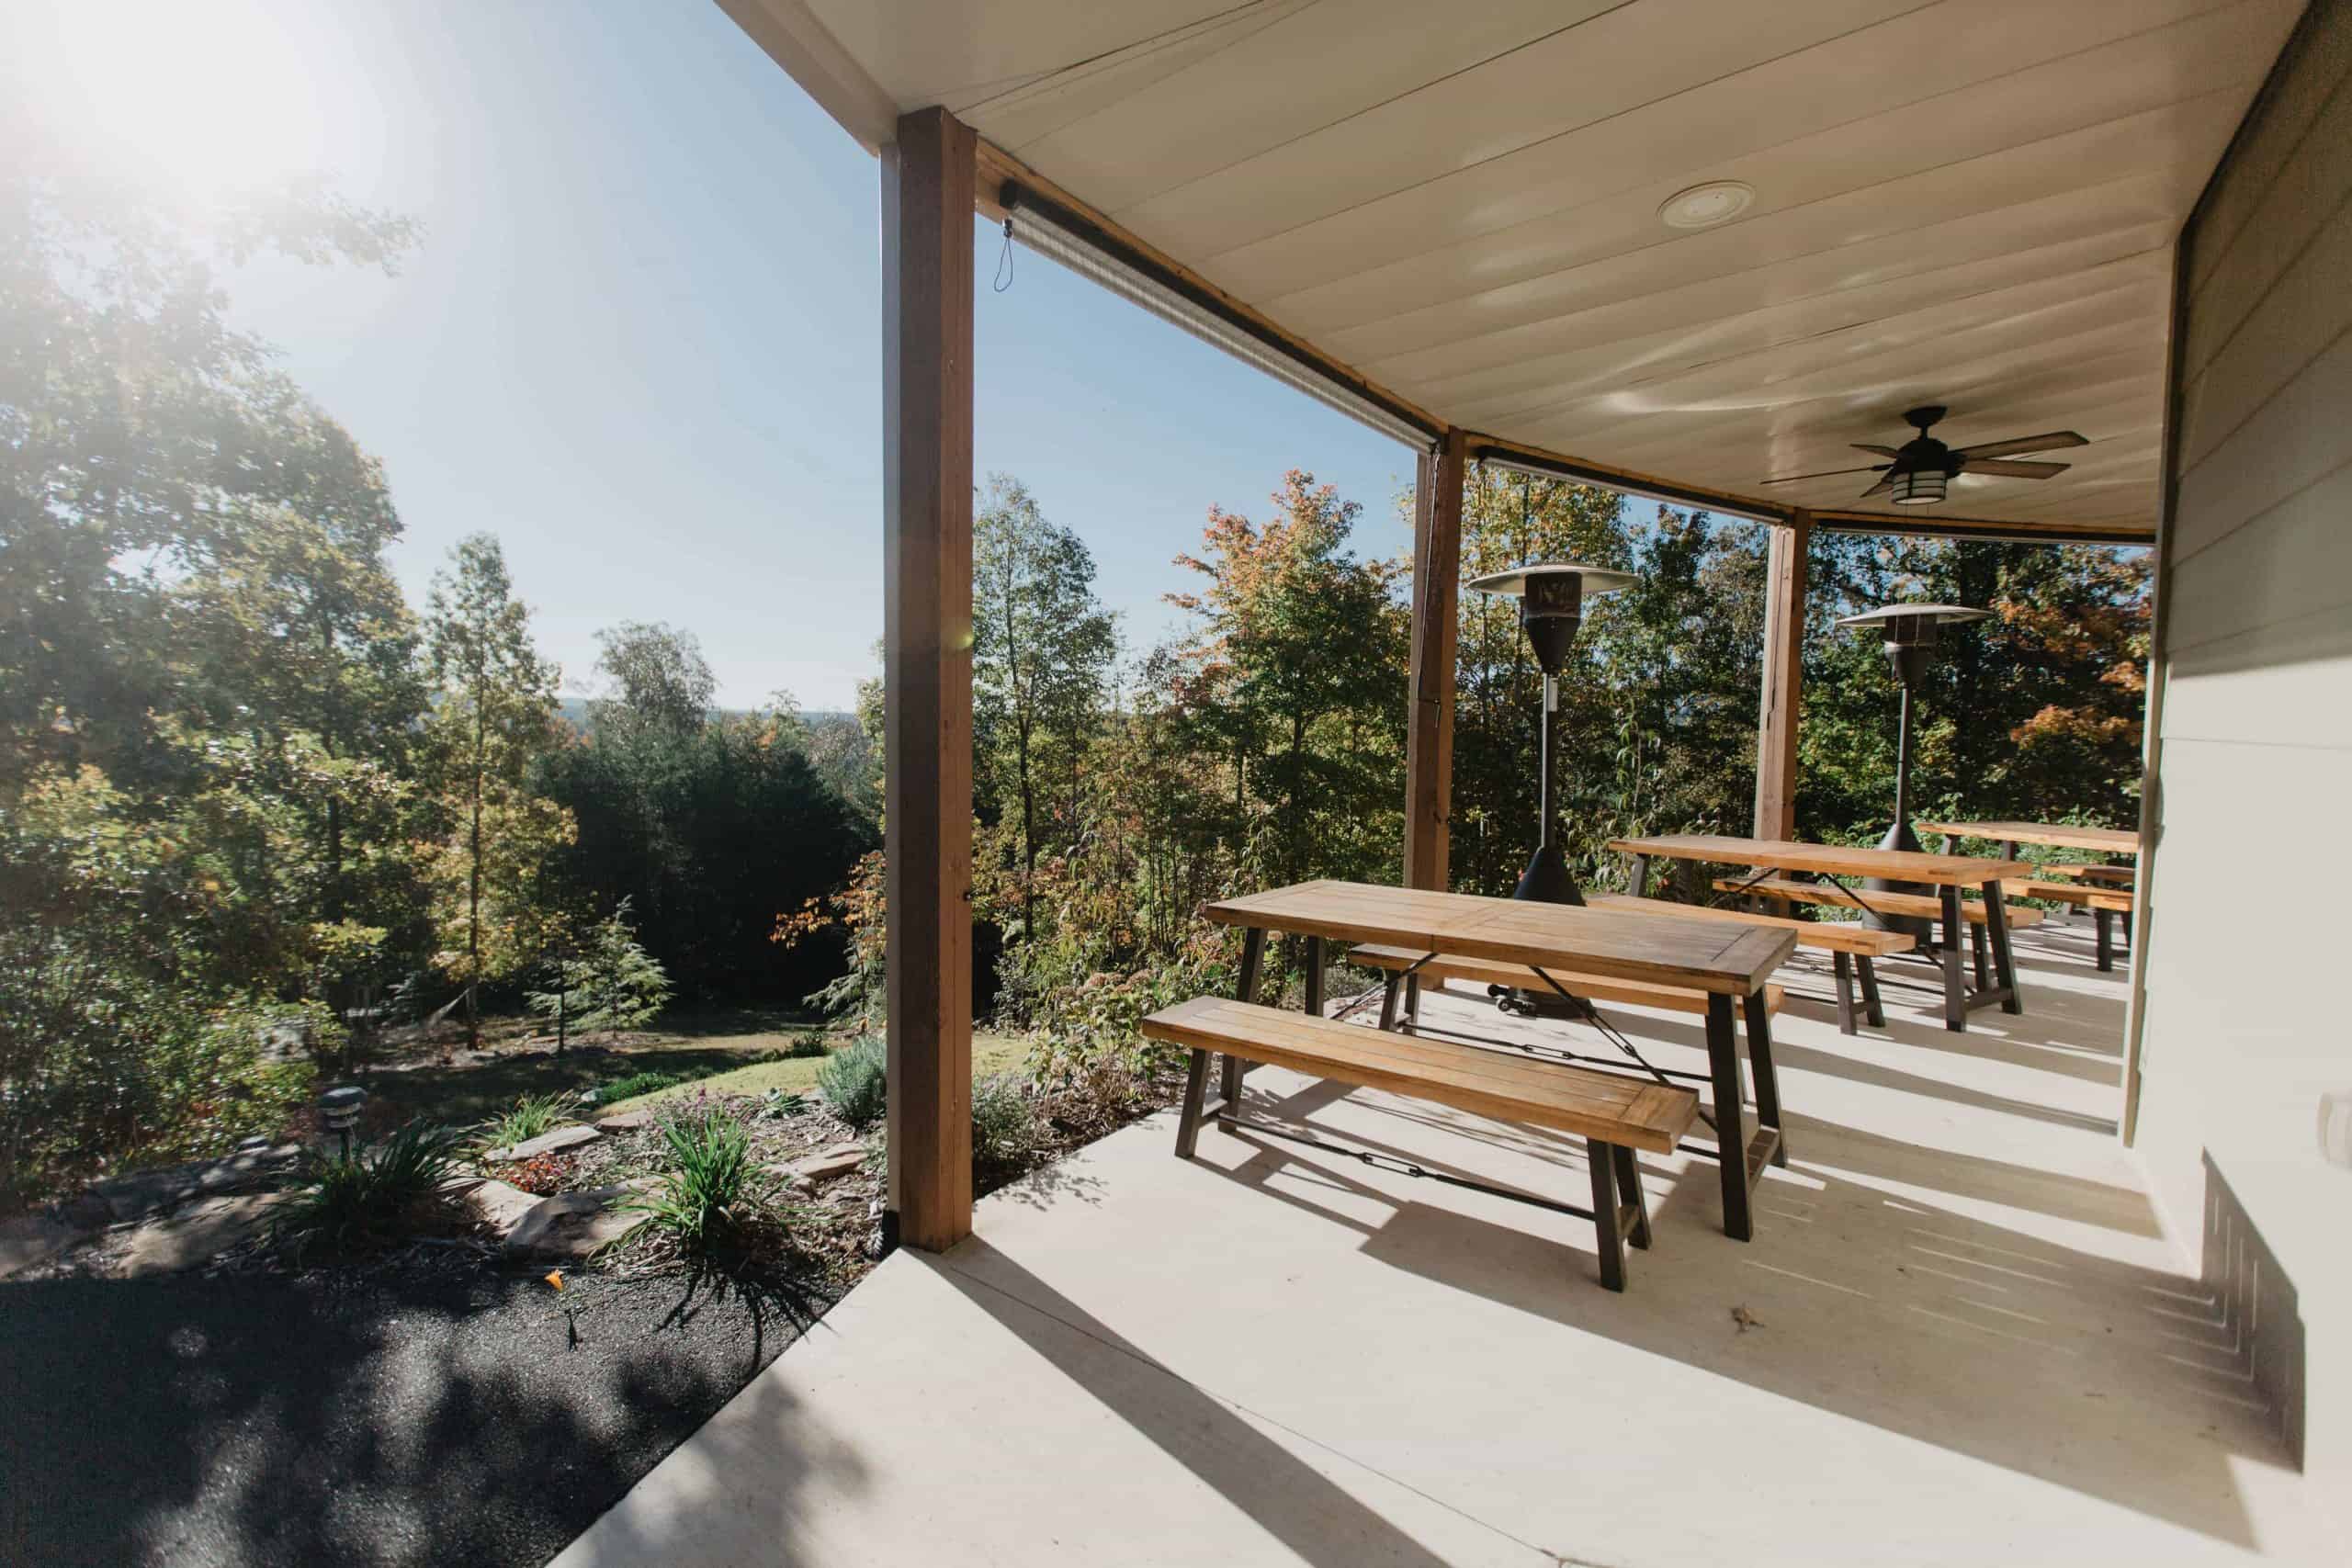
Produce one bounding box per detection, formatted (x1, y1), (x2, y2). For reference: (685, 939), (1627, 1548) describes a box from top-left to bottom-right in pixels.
(1761, 405), (2088, 506)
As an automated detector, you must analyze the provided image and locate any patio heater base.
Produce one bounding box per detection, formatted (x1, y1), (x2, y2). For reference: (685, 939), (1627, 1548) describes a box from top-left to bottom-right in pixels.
(1504, 845), (1586, 1016)
(1862, 818), (1937, 945)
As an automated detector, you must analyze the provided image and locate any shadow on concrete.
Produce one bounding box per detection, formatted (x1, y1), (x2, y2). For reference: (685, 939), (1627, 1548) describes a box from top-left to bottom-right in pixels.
(930, 1239), (1460, 1568)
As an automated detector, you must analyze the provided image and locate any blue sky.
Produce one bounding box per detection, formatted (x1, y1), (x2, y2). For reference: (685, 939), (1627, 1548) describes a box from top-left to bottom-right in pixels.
(13, 0), (1419, 710)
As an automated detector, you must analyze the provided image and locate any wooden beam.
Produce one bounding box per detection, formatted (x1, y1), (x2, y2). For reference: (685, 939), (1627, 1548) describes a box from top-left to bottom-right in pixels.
(1808, 509), (2154, 547)
(881, 106), (975, 1252)
(1405, 430), (1466, 891)
(1754, 508), (1811, 840)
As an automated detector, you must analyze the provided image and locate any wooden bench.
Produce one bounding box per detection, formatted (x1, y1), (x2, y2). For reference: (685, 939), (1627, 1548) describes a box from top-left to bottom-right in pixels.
(1585, 894), (1911, 1035)
(1346, 943), (1785, 1028)
(2036, 863), (2136, 888)
(1143, 996), (1700, 1292)
(2013, 880), (2134, 971)
(1717, 877), (2046, 994)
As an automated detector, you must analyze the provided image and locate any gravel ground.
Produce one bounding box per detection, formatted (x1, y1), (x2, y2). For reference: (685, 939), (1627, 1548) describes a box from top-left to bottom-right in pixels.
(0, 1261), (829, 1567)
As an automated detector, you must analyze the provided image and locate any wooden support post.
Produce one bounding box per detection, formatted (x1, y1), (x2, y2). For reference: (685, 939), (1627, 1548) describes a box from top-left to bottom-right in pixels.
(881, 106), (976, 1253)
(1405, 429), (1466, 890)
(1753, 508), (1811, 840)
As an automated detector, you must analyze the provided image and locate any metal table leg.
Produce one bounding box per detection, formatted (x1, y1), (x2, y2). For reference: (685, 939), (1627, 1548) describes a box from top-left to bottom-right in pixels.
(1216, 927), (1265, 1121)
(1305, 934), (1326, 1018)
(1704, 994), (1753, 1241)
(1742, 989), (1787, 1167)
(1938, 885), (1967, 1031)
(1979, 879), (2024, 1015)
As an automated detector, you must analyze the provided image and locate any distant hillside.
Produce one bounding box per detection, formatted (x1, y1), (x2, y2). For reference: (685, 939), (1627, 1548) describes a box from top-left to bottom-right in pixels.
(555, 698), (855, 734)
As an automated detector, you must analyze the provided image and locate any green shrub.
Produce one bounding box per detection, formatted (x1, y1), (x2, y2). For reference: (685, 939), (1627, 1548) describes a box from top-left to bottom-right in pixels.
(594, 1069), (685, 1104)
(818, 1034), (887, 1129)
(480, 1091), (571, 1152)
(621, 1104), (760, 1256)
(272, 1120), (466, 1261)
(970, 1072), (1040, 1179)
(782, 1030), (831, 1059)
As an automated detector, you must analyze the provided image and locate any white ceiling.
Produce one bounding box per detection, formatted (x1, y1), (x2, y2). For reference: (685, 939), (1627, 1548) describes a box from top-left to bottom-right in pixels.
(750, 0), (2308, 533)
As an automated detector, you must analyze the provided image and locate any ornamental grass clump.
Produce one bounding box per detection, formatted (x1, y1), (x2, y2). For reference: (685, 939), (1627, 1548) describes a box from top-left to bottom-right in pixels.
(479, 1091), (571, 1153)
(622, 1102), (763, 1258)
(272, 1120), (467, 1262)
(817, 1034), (887, 1130)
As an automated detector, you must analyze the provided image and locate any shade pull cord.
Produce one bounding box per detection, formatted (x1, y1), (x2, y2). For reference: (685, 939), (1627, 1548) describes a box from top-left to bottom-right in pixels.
(993, 217), (1015, 293)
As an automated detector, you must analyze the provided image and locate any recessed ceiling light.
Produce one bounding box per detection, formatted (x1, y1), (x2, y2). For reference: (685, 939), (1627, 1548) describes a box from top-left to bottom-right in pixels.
(1658, 180), (1754, 230)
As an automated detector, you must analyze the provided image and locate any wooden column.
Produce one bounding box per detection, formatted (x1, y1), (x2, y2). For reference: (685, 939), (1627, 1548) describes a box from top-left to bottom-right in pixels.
(881, 106), (975, 1252)
(1405, 429), (1466, 890)
(1752, 508), (1811, 840)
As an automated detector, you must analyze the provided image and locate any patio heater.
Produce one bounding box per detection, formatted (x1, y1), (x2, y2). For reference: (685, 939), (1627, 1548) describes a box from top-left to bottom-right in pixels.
(1835, 603), (1990, 939)
(1465, 563), (1637, 907)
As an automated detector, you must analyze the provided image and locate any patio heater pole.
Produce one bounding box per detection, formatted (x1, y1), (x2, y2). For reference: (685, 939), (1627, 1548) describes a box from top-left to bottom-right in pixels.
(1836, 603), (1990, 942)
(1466, 563), (1638, 908)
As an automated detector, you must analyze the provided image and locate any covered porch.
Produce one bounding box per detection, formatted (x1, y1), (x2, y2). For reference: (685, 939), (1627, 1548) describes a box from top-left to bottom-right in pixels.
(555, 919), (2326, 1564)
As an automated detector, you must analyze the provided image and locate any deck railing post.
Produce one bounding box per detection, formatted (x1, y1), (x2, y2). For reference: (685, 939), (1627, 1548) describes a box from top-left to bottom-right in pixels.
(1753, 508), (1811, 840)
(881, 105), (976, 1252)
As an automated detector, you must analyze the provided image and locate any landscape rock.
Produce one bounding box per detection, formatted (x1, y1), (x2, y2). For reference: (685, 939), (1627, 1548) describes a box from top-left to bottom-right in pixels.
(482, 1124), (601, 1163)
(503, 1179), (656, 1262)
(594, 1111), (653, 1134)
(117, 1193), (281, 1277)
(464, 1179), (544, 1237)
(788, 1143), (868, 1185)
(0, 1213), (85, 1281)
(82, 1145), (301, 1224)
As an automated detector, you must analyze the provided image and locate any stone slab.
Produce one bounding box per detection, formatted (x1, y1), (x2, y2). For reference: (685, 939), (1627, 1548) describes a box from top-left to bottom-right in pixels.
(483, 1125), (601, 1164)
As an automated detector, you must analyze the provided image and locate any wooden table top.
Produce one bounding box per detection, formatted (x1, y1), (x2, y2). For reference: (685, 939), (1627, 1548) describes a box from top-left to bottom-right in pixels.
(1917, 820), (2142, 855)
(1201, 879), (1793, 997)
(1608, 833), (2030, 886)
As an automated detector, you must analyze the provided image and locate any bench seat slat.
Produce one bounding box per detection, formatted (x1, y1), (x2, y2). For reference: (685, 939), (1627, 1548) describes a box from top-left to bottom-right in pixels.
(1714, 878), (2047, 927)
(1585, 894), (1913, 955)
(1141, 997), (1697, 1154)
(1348, 944), (1783, 1016)
(2011, 880), (2133, 911)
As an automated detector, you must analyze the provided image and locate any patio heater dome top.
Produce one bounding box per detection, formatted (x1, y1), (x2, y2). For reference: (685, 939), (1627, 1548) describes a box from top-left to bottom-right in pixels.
(1834, 603), (1992, 628)
(1464, 563), (1639, 598)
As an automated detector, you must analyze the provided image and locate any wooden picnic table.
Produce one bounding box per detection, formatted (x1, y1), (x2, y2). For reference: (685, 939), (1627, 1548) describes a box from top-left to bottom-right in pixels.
(1607, 833), (2032, 1032)
(1916, 819), (2141, 858)
(1201, 879), (1794, 1242)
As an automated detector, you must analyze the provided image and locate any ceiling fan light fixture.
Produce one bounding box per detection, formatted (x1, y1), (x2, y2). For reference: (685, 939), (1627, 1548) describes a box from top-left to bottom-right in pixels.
(1889, 467), (1947, 506)
(1657, 180), (1753, 230)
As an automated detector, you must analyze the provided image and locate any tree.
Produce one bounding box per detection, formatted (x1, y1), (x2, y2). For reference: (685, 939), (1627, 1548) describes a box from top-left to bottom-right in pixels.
(972, 477), (1117, 938)
(421, 534), (571, 1047)
(588, 620), (716, 741)
(528, 898), (671, 1047)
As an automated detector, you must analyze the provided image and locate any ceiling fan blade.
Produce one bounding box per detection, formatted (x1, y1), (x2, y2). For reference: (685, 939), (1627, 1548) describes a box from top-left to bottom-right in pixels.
(1858, 475), (1894, 501)
(1965, 458), (2070, 479)
(1951, 430), (2087, 460)
(1849, 443), (1901, 457)
(1761, 463), (1887, 485)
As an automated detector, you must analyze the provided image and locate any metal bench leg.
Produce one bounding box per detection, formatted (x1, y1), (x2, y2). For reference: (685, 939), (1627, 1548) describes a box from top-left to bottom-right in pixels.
(1979, 880), (2024, 1015)
(1857, 955), (1886, 1028)
(1377, 973), (1403, 1032)
(2095, 908), (2113, 972)
(1175, 1047), (1211, 1159)
(1611, 1145), (1652, 1250)
(1742, 989), (1787, 1168)
(1588, 1141), (1626, 1292)
(1832, 951), (1858, 1035)
(1705, 993), (1753, 1240)
(1971, 922), (1991, 990)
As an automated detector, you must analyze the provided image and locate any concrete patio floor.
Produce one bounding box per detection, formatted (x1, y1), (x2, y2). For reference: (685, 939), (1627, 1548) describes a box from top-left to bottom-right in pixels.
(552, 919), (2326, 1566)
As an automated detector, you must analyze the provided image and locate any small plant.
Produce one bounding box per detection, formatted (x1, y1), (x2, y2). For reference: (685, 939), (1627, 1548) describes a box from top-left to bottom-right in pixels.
(782, 1029), (830, 1060)
(621, 1103), (761, 1256)
(503, 1152), (571, 1195)
(818, 1034), (887, 1129)
(528, 898), (673, 1046)
(272, 1120), (466, 1261)
(971, 1072), (1041, 1179)
(480, 1091), (571, 1151)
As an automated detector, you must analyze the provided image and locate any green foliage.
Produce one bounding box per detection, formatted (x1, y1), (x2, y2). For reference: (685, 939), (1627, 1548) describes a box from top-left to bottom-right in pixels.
(622, 1102), (761, 1256)
(527, 898), (673, 1042)
(817, 1034), (888, 1129)
(970, 1072), (1042, 1180)
(595, 1069), (687, 1104)
(480, 1092), (572, 1152)
(272, 1121), (466, 1262)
